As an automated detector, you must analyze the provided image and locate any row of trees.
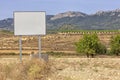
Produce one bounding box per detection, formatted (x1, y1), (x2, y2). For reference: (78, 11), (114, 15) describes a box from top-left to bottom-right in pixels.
(75, 34), (120, 57)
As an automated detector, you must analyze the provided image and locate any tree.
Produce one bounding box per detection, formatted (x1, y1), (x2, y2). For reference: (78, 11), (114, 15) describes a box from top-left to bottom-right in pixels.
(75, 34), (106, 57)
(110, 35), (120, 56)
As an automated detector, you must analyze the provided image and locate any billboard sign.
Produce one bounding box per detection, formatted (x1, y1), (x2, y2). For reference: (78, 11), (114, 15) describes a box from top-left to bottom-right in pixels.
(14, 12), (46, 35)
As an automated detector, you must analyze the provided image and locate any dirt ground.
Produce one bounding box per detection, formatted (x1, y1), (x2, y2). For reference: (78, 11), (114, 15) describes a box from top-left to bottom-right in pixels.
(0, 57), (120, 80)
(48, 58), (120, 80)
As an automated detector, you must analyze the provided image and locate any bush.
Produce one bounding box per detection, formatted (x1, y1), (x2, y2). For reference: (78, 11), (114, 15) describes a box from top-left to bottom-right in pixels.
(110, 35), (120, 56)
(75, 34), (107, 57)
(96, 43), (107, 55)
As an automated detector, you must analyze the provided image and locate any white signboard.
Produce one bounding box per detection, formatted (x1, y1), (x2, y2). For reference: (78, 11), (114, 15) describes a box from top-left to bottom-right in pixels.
(14, 12), (46, 35)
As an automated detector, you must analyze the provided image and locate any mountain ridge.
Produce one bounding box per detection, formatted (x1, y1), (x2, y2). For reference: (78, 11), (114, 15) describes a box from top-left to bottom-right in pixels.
(50, 11), (87, 20)
(1, 9), (120, 31)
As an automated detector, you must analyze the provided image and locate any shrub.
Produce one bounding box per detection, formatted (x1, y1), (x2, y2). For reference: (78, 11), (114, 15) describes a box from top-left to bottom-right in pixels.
(110, 35), (120, 56)
(75, 34), (107, 57)
(96, 43), (107, 55)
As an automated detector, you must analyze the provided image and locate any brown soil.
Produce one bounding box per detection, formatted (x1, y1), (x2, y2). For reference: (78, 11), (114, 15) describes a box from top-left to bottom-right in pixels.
(48, 58), (120, 80)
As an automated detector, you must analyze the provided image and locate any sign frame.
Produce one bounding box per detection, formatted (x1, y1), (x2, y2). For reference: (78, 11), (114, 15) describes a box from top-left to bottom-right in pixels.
(14, 11), (46, 36)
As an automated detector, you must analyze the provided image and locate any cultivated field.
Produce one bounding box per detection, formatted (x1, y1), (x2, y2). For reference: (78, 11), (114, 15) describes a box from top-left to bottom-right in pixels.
(0, 31), (117, 54)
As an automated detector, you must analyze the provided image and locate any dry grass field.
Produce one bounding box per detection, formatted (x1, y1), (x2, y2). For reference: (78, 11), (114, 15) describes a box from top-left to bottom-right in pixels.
(0, 33), (115, 54)
(0, 58), (50, 80)
(0, 32), (120, 80)
(0, 57), (120, 80)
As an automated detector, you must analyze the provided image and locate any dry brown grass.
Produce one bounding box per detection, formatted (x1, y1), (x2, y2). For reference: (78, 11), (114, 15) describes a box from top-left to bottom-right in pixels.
(0, 57), (120, 80)
(0, 59), (50, 80)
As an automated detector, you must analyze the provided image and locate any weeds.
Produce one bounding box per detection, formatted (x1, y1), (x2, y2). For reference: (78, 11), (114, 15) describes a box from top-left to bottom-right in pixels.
(0, 59), (50, 80)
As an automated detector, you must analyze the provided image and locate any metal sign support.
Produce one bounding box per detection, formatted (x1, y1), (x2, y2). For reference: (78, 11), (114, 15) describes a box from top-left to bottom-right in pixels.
(38, 35), (41, 59)
(19, 36), (22, 62)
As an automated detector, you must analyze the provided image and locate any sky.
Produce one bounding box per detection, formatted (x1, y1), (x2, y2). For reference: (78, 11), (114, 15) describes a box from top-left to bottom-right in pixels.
(0, 0), (120, 20)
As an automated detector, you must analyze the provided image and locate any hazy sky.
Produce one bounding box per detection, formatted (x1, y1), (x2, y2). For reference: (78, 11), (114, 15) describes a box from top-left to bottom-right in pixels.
(0, 0), (120, 19)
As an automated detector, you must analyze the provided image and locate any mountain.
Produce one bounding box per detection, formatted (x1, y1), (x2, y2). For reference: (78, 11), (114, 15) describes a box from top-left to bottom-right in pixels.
(0, 18), (13, 31)
(50, 11), (87, 20)
(1, 9), (120, 32)
(47, 9), (120, 30)
(47, 11), (88, 30)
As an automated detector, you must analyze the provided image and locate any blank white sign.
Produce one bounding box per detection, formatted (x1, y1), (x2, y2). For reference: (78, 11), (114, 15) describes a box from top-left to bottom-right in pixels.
(14, 12), (46, 35)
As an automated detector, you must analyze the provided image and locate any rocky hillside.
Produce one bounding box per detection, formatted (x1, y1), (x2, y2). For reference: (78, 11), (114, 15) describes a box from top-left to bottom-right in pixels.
(1, 9), (120, 31)
(50, 11), (87, 20)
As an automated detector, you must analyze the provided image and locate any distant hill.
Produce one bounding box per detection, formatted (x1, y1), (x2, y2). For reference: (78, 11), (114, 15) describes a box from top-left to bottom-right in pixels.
(0, 18), (13, 31)
(1, 9), (120, 32)
(48, 9), (120, 30)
